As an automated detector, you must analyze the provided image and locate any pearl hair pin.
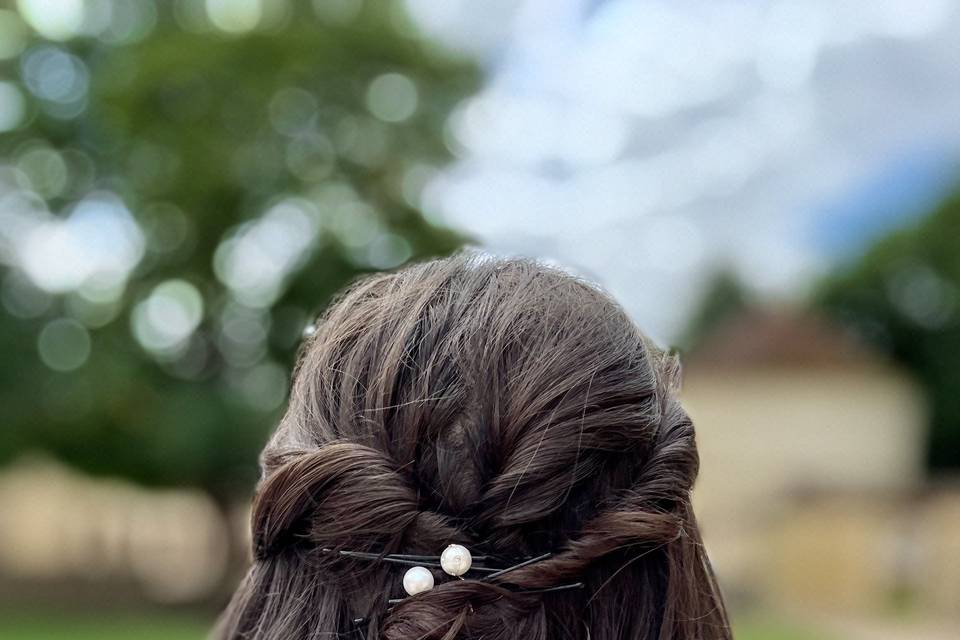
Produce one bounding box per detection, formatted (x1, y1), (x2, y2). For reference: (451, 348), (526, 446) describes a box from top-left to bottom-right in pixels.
(348, 545), (584, 624)
(402, 565), (435, 596)
(401, 544), (472, 596)
(440, 543), (472, 576)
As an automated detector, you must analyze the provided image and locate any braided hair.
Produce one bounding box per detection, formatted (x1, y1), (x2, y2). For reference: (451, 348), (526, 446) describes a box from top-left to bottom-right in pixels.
(216, 253), (731, 640)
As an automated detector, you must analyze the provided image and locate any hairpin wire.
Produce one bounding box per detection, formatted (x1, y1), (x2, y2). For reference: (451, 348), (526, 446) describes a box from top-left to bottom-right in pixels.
(324, 548), (553, 577)
(385, 553), (490, 561)
(324, 548), (500, 572)
(380, 580), (583, 609)
(526, 581), (584, 594)
(482, 552), (552, 580)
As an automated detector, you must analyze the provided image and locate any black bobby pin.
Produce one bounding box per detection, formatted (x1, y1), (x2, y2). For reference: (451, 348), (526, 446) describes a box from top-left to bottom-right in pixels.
(383, 580), (583, 606)
(525, 581), (585, 594)
(324, 547), (554, 580)
(381, 553), (491, 561)
(481, 552), (552, 580)
(323, 548), (500, 572)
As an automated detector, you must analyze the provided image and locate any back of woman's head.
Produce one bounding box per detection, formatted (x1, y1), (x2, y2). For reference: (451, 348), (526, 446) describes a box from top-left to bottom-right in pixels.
(217, 253), (730, 640)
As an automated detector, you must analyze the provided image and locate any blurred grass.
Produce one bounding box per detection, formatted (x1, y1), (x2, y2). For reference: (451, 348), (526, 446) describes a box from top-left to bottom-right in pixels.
(0, 610), (212, 640)
(0, 610), (831, 639)
(734, 612), (836, 640)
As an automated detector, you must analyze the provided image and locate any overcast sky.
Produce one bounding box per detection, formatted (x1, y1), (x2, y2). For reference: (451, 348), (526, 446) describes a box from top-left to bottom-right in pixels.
(405, 0), (960, 344)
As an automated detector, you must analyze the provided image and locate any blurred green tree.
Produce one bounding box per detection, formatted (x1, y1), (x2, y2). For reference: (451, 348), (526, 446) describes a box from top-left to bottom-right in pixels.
(678, 269), (751, 351)
(0, 1), (476, 505)
(816, 190), (960, 470)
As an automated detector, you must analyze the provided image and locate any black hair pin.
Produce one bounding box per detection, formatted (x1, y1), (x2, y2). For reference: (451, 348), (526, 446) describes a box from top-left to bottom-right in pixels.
(325, 548), (496, 572)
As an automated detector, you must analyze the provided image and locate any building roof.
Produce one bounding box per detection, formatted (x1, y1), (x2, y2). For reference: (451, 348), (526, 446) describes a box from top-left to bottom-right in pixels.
(683, 308), (889, 371)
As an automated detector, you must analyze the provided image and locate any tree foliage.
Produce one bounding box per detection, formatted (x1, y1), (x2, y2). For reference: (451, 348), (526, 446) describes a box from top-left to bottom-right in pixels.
(679, 269), (751, 352)
(0, 2), (477, 498)
(816, 190), (960, 470)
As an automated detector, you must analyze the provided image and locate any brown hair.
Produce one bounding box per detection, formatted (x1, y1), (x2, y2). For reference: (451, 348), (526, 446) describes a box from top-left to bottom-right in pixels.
(216, 253), (730, 639)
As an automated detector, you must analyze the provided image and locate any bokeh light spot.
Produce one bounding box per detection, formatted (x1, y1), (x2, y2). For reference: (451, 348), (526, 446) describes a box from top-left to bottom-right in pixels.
(20, 192), (145, 294)
(37, 318), (91, 372)
(366, 233), (412, 269)
(0, 9), (28, 60)
(21, 45), (90, 118)
(400, 163), (437, 210)
(66, 291), (122, 329)
(366, 73), (419, 123)
(77, 272), (126, 306)
(132, 279), (205, 355)
(886, 263), (956, 330)
(331, 201), (380, 249)
(0, 82), (27, 132)
(97, 0), (158, 44)
(213, 198), (322, 307)
(217, 303), (268, 367)
(205, 0), (262, 34)
(17, 0), (85, 41)
(17, 145), (69, 199)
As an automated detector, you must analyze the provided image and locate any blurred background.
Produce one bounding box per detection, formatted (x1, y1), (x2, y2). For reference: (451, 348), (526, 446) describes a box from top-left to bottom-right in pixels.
(0, 0), (958, 638)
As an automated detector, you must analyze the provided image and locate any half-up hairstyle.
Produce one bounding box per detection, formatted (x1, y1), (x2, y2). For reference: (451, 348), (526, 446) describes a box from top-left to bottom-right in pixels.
(216, 253), (731, 640)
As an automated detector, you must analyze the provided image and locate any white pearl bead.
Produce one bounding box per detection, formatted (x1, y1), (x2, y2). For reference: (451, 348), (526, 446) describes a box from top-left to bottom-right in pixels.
(440, 544), (472, 576)
(402, 566), (434, 596)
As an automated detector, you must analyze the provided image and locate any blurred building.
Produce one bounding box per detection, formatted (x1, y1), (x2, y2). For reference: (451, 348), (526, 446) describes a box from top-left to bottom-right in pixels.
(0, 458), (233, 605)
(685, 308), (959, 618)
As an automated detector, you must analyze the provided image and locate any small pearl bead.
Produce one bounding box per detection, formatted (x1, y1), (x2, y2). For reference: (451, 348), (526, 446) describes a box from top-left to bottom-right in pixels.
(440, 544), (472, 576)
(402, 566), (434, 596)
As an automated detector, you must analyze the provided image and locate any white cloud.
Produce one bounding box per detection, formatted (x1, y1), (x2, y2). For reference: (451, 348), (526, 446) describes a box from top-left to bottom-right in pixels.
(409, 0), (960, 343)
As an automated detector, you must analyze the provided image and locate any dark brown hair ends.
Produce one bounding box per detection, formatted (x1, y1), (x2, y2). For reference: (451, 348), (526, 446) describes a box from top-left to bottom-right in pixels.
(215, 253), (731, 640)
